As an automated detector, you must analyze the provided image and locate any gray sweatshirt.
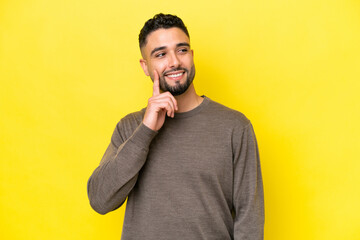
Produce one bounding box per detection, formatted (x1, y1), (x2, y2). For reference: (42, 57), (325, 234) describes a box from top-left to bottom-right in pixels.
(87, 96), (264, 240)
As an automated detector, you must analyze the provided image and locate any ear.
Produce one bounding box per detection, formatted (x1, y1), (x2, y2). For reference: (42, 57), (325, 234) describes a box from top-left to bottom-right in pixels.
(191, 49), (194, 56)
(139, 59), (149, 76)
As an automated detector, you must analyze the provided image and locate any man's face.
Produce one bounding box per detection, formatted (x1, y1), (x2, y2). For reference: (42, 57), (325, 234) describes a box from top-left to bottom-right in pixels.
(140, 27), (195, 96)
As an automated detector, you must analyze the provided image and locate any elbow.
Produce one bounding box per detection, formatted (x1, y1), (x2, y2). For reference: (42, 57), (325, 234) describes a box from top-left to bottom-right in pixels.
(89, 195), (125, 215)
(87, 181), (125, 215)
(87, 179), (112, 215)
(89, 198), (111, 215)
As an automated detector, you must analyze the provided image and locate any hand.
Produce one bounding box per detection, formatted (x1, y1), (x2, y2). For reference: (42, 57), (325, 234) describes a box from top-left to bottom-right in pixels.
(142, 70), (178, 131)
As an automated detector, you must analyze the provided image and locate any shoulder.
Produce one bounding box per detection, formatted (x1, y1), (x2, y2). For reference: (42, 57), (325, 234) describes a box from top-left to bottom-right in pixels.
(204, 97), (251, 130)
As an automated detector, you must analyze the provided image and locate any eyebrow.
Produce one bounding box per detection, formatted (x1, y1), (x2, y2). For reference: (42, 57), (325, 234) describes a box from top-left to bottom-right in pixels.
(176, 42), (190, 48)
(150, 42), (190, 57)
(150, 46), (166, 57)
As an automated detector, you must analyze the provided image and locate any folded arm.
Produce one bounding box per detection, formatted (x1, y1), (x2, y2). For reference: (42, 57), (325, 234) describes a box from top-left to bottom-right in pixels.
(87, 121), (157, 215)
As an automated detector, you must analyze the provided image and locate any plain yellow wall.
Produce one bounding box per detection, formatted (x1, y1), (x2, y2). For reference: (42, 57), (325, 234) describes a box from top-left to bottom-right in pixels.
(1, 0), (360, 239)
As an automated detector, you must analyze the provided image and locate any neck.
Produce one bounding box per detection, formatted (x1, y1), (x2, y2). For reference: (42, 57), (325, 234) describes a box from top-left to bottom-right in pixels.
(174, 83), (204, 113)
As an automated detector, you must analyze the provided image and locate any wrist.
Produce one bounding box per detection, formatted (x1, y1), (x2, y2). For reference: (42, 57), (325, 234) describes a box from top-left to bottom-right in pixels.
(142, 119), (156, 131)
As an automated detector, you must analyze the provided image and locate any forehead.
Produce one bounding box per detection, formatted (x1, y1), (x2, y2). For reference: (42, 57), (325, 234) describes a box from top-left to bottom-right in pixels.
(142, 27), (190, 56)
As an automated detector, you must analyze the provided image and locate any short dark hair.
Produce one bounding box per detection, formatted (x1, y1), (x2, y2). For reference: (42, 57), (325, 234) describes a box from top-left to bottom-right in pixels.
(139, 13), (190, 49)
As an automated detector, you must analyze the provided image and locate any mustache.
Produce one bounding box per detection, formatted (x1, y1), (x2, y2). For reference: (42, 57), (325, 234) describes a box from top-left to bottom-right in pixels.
(162, 67), (188, 76)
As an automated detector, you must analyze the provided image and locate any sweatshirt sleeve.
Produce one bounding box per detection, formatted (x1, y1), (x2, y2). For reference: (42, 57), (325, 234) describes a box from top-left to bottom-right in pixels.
(87, 120), (157, 215)
(232, 122), (264, 239)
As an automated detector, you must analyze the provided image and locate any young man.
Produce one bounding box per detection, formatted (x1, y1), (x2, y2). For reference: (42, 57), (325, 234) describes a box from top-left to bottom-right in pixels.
(88, 13), (264, 240)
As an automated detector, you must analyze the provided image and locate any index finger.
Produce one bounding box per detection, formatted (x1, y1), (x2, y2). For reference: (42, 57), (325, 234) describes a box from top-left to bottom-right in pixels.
(153, 70), (160, 96)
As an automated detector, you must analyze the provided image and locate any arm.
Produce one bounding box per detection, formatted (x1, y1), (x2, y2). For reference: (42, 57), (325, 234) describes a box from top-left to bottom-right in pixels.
(233, 123), (264, 239)
(87, 71), (177, 215)
(87, 120), (157, 215)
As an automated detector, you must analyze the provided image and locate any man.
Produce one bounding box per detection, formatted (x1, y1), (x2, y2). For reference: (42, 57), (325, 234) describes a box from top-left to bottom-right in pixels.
(88, 13), (264, 239)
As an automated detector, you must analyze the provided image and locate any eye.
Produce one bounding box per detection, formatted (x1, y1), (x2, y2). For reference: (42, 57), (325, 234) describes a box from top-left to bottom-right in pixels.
(155, 52), (165, 58)
(178, 48), (188, 53)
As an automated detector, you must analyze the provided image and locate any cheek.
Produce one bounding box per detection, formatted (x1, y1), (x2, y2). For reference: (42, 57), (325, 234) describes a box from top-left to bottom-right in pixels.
(147, 63), (165, 80)
(182, 55), (194, 67)
(150, 61), (167, 75)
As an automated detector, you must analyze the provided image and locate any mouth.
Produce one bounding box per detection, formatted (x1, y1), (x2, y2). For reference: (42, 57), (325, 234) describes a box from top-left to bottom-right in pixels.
(164, 70), (185, 81)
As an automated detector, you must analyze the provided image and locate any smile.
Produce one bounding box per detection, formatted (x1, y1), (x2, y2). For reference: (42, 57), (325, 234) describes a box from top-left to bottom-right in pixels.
(164, 71), (185, 80)
(167, 72), (183, 78)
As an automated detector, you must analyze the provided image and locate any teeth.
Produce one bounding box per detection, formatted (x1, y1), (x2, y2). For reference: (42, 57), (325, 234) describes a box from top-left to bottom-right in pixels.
(167, 72), (183, 78)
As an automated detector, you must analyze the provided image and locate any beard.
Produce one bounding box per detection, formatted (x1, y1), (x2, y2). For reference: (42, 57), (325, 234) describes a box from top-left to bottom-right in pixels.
(159, 65), (196, 96)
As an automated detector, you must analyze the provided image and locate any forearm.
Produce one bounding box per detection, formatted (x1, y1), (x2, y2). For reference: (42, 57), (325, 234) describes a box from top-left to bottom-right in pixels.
(87, 122), (157, 214)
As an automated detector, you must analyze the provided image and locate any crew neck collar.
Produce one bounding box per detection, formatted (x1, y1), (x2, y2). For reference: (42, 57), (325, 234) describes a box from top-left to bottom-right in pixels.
(172, 95), (210, 119)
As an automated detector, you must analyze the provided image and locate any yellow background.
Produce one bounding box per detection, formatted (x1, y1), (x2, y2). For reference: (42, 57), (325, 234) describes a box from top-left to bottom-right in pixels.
(1, 0), (360, 239)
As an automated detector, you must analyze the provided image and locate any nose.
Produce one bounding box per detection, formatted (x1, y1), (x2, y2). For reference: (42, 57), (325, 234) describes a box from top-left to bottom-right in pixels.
(168, 52), (180, 69)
